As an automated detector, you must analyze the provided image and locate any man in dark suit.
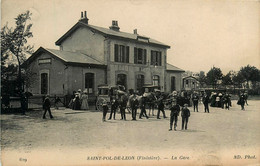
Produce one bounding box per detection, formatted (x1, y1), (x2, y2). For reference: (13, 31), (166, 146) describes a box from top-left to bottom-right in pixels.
(192, 92), (199, 112)
(139, 96), (149, 119)
(157, 96), (166, 119)
(43, 95), (54, 119)
(108, 96), (119, 120)
(130, 93), (139, 120)
(169, 99), (180, 131)
(119, 94), (128, 120)
(203, 93), (210, 113)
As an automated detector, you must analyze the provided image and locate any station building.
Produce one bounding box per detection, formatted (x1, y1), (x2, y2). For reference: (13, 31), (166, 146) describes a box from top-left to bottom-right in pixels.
(23, 11), (185, 99)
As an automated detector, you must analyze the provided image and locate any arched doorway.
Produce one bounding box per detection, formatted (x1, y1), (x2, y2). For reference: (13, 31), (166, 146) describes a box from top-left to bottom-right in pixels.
(117, 74), (127, 89)
(136, 74), (145, 93)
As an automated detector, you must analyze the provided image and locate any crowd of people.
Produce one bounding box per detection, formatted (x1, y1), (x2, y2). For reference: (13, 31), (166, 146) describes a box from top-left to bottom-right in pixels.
(99, 89), (192, 131)
(41, 88), (249, 131)
(68, 89), (89, 110)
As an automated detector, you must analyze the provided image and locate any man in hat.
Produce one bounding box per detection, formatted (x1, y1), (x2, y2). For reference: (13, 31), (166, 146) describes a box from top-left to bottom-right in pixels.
(202, 93), (210, 113)
(192, 92), (199, 112)
(130, 93), (139, 120)
(43, 95), (54, 119)
(119, 94), (127, 120)
(139, 95), (149, 119)
(157, 95), (167, 119)
(169, 99), (180, 131)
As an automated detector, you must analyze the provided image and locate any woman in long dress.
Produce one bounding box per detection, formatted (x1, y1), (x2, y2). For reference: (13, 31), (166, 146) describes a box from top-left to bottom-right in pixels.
(81, 91), (89, 110)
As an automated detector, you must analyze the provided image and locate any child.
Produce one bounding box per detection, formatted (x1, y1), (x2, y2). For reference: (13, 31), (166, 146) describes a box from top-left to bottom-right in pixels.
(102, 99), (109, 122)
(108, 96), (119, 120)
(54, 95), (62, 109)
(181, 104), (190, 130)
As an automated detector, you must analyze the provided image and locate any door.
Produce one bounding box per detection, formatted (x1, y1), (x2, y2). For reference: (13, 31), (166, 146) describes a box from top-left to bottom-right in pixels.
(171, 76), (176, 92)
(41, 73), (48, 94)
(117, 74), (127, 89)
(136, 74), (144, 93)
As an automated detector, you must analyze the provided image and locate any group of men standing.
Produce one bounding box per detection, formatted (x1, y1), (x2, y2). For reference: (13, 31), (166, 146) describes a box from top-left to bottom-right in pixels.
(101, 90), (191, 131)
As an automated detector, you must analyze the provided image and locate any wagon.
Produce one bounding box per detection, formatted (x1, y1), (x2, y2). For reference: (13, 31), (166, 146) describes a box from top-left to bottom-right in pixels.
(96, 84), (126, 111)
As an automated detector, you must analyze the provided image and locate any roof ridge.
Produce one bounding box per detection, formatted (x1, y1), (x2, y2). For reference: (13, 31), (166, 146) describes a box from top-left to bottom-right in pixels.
(78, 21), (169, 47)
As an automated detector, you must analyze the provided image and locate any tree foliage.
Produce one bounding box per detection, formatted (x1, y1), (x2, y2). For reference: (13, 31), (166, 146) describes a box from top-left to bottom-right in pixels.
(238, 65), (260, 82)
(1, 10), (34, 95)
(222, 71), (233, 86)
(206, 67), (223, 89)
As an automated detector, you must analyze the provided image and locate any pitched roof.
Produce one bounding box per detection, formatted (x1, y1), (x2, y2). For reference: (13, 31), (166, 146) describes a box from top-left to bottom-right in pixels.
(166, 63), (185, 72)
(23, 47), (106, 68)
(45, 48), (103, 65)
(55, 21), (170, 48)
(183, 76), (199, 81)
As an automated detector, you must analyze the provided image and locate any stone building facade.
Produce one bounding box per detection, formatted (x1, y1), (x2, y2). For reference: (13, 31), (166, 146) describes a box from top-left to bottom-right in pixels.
(23, 11), (184, 98)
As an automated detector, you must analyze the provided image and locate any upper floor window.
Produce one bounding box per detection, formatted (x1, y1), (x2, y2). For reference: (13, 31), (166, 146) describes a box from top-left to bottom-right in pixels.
(151, 50), (162, 66)
(114, 44), (129, 63)
(134, 48), (147, 64)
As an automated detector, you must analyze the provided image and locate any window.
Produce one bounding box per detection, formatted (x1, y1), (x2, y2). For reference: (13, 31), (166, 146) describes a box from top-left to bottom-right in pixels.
(134, 48), (147, 64)
(185, 80), (189, 88)
(136, 74), (145, 92)
(117, 74), (127, 89)
(152, 75), (160, 86)
(151, 51), (162, 66)
(114, 44), (129, 63)
(85, 73), (94, 94)
(41, 73), (48, 94)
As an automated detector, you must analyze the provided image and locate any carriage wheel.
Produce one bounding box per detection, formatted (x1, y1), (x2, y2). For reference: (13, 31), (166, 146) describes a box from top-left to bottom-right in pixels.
(96, 98), (104, 111)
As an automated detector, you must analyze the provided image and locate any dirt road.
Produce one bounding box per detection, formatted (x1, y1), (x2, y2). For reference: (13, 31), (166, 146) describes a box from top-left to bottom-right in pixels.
(1, 100), (260, 166)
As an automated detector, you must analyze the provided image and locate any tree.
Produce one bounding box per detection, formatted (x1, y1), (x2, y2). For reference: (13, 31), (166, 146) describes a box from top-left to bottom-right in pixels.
(1, 10), (34, 113)
(206, 67), (223, 89)
(238, 65), (260, 89)
(233, 71), (244, 89)
(222, 71), (233, 88)
(198, 73), (207, 88)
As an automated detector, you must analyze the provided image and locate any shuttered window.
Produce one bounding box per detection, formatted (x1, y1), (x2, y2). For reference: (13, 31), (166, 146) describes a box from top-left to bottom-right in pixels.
(151, 50), (162, 66)
(134, 47), (147, 65)
(114, 44), (129, 63)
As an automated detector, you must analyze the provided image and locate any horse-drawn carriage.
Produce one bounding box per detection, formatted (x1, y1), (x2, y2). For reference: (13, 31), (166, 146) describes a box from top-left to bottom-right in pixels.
(96, 84), (127, 111)
(95, 84), (180, 112)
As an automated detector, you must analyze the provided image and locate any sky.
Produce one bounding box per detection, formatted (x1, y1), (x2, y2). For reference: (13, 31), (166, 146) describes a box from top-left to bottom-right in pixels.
(1, 0), (259, 74)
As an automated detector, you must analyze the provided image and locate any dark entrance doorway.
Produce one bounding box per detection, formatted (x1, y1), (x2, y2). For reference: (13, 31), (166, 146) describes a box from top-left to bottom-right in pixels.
(117, 74), (127, 89)
(136, 74), (144, 93)
(171, 76), (176, 92)
(41, 73), (48, 94)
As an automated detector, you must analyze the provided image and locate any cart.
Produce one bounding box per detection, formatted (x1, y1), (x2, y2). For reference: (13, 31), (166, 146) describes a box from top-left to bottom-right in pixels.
(96, 84), (126, 111)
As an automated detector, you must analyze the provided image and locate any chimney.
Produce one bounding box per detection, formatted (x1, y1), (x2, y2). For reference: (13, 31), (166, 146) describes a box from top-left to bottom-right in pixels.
(79, 10), (89, 24)
(109, 20), (120, 31)
(133, 29), (138, 35)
